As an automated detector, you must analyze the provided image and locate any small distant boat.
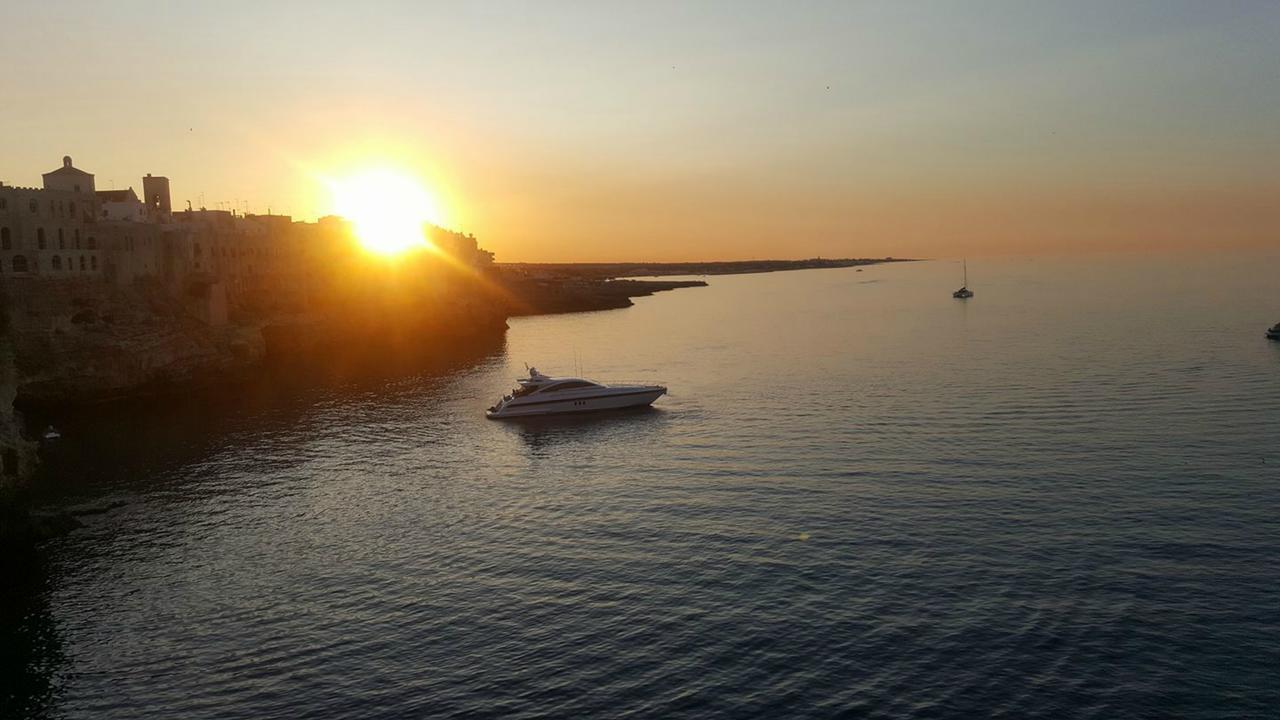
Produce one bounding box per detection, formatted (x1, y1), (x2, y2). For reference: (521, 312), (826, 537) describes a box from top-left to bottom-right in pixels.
(42, 426), (61, 441)
(1267, 322), (1280, 340)
(486, 367), (667, 419)
(952, 260), (974, 299)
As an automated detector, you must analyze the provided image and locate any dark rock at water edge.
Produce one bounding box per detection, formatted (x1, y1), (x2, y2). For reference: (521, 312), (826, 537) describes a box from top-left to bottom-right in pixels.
(502, 277), (707, 316)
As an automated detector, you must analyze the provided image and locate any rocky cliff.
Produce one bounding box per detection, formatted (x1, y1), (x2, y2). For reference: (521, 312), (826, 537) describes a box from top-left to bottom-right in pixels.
(0, 273), (513, 539)
(0, 331), (37, 491)
(0, 289), (40, 537)
(6, 278), (264, 412)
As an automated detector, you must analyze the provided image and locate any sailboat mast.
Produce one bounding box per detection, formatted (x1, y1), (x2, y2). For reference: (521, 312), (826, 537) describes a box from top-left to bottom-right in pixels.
(963, 259), (967, 287)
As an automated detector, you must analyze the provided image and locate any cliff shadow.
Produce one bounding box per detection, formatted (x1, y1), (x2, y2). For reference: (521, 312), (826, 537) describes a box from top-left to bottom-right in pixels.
(25, 331), (506, 502)
(0, 542), (65, 720)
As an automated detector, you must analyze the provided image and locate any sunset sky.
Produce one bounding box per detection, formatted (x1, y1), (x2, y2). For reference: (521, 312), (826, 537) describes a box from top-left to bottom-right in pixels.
(3, 1), (1277, 261)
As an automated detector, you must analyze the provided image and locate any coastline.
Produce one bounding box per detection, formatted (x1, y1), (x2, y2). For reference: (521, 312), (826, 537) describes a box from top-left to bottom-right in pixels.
(499, 257), (912, 280)
(492, 256), (912, 316)
(500, 277), (707, 316)
(0, 256), (884, 537)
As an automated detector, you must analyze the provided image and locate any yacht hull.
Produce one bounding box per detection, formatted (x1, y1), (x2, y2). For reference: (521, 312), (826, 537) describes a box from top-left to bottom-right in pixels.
(486, 388), (665, 419)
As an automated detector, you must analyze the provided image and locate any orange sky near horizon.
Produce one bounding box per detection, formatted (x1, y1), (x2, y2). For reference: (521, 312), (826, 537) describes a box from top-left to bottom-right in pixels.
(1, 2), (1277, 263)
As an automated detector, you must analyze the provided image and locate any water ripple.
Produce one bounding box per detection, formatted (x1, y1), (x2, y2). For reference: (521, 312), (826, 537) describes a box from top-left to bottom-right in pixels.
(12, 257), (1280, 719)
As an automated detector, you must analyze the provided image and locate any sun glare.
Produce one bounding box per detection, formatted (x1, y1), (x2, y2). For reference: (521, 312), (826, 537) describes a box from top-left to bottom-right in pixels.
(329, 168), (444, 255)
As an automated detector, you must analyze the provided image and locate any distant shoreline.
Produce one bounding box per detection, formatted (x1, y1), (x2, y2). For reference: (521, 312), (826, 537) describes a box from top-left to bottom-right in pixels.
(498, 257), (916, 280)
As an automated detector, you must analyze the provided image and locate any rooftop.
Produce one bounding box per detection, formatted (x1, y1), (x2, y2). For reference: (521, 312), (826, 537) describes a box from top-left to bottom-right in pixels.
(42, 155), (93, 178)
(96, 188), (139, 203)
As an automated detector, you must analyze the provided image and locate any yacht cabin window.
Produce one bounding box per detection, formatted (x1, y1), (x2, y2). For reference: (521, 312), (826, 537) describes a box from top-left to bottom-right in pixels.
(541, 381), (599, 392)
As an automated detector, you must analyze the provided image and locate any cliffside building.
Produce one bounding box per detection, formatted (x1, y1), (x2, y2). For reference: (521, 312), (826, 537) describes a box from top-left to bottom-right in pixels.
(97, 187), (146, 221)
(3, 154), (499, 325)
(143, 173), (171, 218)
(0, 156), (101, 278)
(41, 155), (95, 195)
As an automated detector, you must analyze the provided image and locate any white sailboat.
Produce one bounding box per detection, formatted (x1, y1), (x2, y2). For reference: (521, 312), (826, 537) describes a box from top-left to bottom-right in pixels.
(953, 260), (974, 299)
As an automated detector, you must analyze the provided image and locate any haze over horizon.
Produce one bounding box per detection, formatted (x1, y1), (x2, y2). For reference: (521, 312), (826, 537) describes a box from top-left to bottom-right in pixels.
(3, 1), (1277, 262)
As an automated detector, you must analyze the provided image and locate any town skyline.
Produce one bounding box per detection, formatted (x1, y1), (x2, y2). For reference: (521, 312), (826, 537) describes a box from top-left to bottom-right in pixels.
(4, 2), (1278, 262)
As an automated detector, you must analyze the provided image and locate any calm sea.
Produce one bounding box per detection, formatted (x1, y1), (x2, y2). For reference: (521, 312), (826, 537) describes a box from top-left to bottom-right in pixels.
(5, 252), (1280, 719)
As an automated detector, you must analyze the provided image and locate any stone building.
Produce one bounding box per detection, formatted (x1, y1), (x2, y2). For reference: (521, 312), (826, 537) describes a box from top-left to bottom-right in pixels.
(427, 225), (495, 270)
(97, 221), (169, 285)
(0, 157), (101, 278)
(173, 209), (309, 314)
(142, 174), (171, 218)
(41, 155), (95, 195)
(97, 187), (147, 221)
(0, 157), (178, 285)
(3, 155), (499, 326)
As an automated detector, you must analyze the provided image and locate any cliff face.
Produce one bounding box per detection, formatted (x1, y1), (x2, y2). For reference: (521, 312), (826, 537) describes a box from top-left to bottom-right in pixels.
(14, 323), (263, 409)
(0, 271), (509, 536)
(0, 331), (38, 490)
(7, 278), (264, 412)
(0, 288), (40, 536)
(6, 285), (511, 414)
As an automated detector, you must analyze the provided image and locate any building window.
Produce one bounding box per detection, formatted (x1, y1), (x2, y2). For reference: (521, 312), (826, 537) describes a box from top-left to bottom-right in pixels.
(1, 227), (9, 249)
(75, 234), (81, 250)
(69, 202), (76, 215)
(37, 228), (46, 249)
(0, 198), (6, 210)
(80, 255), (86, 271)
(91, 255), (97, 271)
(74, 184), (81, 193)
(52, 255), (62, 271)
(58, 228), (64, 246)
(29, 200), (37, 213)
(13, 255), (28, 272)
(87, 236), (96, 250)
(74, 229), (80, 246)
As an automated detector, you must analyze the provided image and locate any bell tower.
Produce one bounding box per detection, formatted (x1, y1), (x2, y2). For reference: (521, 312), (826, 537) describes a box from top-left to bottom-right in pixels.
(143, 173), (172, 218)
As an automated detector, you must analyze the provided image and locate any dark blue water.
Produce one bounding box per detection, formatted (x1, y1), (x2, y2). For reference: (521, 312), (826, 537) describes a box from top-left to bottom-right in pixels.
(7, 253), (1280, 718)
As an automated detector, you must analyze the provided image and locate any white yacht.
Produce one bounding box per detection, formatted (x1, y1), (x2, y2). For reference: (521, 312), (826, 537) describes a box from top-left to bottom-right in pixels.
(486, 367), (666, 419)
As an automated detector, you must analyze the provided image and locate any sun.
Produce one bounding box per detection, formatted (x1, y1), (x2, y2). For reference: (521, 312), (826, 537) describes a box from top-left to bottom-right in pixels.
(328, 168), (444, 255)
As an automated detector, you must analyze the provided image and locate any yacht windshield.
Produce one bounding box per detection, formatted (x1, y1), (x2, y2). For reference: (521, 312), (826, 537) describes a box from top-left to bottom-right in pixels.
(542, 381), (599, 392)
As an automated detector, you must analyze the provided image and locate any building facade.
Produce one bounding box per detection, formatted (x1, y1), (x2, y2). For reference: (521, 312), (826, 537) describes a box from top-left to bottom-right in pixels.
(0, 156), (101, 278)
(97, 187), (147, 221)
(3, 155), (497, 326)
